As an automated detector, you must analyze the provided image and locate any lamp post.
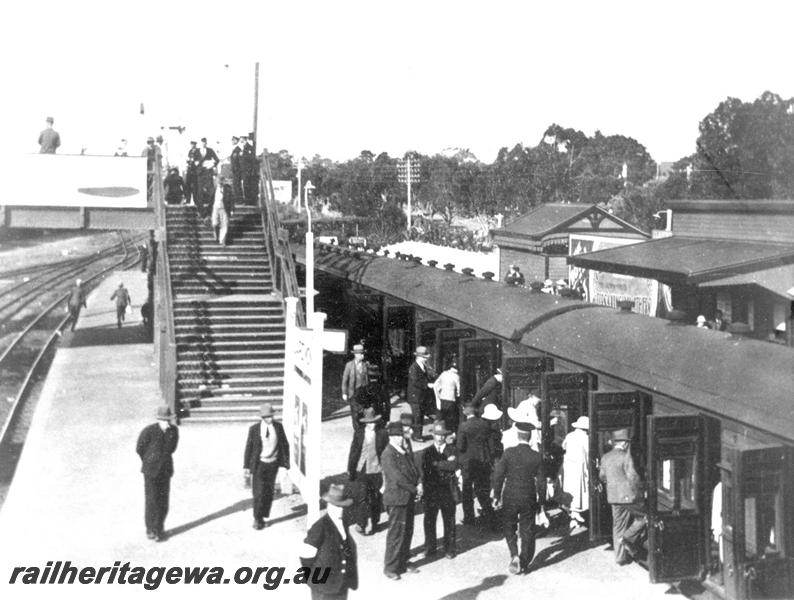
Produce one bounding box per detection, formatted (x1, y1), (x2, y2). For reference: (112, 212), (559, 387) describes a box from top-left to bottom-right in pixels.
(304, 180), (316, 318)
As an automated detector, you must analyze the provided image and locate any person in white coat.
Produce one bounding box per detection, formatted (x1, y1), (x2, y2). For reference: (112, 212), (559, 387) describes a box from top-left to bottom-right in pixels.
(561, 416), (590, 528)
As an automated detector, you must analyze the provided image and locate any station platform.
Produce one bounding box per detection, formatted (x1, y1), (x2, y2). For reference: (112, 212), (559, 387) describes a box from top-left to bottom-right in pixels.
(0, 270), (676, 599)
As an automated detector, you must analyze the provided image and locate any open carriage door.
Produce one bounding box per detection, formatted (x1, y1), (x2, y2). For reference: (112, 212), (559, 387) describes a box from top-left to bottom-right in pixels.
(725, 446), (794, 600)
(540, 372), (597, 470)
(383, 306), (415, 397)
(646, 414), (710, 583)
(434, 328), (475, 373)
(459, 338), (502, 403)
(588, 390), (652, 542)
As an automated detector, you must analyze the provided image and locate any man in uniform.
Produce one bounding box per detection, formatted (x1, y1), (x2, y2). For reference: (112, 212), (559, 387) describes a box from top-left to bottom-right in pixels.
(598, 428), (647, 564)
(300, 483), (358, 600)
(420, 422), (458, 559)
(136, 405), (179, 542)
(243, 403), (290, 530)
(341, 344), (372, 429)
(381, 422), (421, 580)
(457, 401), (496, 526)
(38, 116), (60, 154)
(492, 420), (546, 575)
(407, 346), (436, 442)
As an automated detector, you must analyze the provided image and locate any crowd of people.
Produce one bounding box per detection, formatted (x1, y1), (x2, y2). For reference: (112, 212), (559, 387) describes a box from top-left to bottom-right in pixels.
(133, 340), (648, 599)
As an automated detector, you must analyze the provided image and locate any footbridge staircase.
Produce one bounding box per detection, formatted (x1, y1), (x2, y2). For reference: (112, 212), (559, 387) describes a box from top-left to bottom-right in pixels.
(154, 159), (304, 423)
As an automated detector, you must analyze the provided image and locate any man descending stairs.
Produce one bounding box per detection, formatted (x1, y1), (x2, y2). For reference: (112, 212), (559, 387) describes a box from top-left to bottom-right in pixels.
(165, 205), (285, 422)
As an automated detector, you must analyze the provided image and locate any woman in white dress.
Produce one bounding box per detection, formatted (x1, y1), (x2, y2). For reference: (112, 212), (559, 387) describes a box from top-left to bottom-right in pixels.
(561, 416), (589, 528)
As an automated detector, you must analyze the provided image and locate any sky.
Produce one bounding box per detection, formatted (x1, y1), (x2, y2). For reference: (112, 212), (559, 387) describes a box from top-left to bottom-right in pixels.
(4, 0), (794, 165)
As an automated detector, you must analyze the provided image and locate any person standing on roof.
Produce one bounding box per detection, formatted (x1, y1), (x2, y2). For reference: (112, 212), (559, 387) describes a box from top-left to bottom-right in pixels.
(110, 281), (131, 329)
(38, 116), (60, 154)
(504, 265), (525, 286)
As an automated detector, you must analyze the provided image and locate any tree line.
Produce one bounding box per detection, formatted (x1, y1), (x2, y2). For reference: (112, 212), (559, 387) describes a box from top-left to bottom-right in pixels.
(266, 91), (794, 234)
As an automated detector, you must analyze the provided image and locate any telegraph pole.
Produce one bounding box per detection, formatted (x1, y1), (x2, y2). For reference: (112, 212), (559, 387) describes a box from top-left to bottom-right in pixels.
(253, 62), (259, 148)
(397, 156), (421, 230)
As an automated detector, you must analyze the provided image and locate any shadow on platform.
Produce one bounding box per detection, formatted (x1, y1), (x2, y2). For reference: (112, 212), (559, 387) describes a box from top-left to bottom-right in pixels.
(531, 529), (604, 571)
(65, 323), (152, 347)
(437, 574), (509, 600)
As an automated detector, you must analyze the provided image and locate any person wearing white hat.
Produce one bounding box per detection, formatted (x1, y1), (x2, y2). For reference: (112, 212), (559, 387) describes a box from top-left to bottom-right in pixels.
(696, 315), (710, 329)
(67, 278), (87, 331)
(561, 416), (590, 529)
(481, 403), (505, 461)
(503, 396), (542, 452)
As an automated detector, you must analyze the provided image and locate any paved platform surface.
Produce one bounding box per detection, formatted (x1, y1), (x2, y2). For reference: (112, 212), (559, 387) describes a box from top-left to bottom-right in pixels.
(0, 271), (678, 599)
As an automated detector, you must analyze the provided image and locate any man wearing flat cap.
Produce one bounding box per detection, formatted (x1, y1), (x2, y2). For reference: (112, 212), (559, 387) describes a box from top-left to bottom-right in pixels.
(342, 344), (372, 430)
(136, 405), (179, 542)
(244, 403), (289, 530)
(598, 428), (647, 564)
(38, 116), (60, 154)
(492, 417), (546, 575)
(300, 483), (358, 599)
(381, 422), (422, 580)
(407, 346), (437, 442)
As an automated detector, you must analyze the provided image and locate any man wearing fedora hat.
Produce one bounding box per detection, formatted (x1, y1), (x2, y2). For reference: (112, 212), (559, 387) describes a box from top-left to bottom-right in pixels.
(381, 422), (422, 579)
(407, 346), (437, 442)
(342, 344), (372, 430)
(136, 405), (179, 542)
(347, 408), (388, 535)
(457, 401), (496, 527)
(420, 422), (459, 559)
(493, 420), (546, 574)
(598, 428), (646, 564)
(561, 416), (590, 529)
(300, 483), (358, 599)
(244, 403), (290, 530)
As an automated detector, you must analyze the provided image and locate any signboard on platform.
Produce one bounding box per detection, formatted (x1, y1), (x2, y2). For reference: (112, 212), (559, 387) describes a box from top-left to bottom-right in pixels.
(569, 234), (660, 317)
(281, 300), (324, 527)
(271, 180), (292, 204)
(8, 154), (148, 208)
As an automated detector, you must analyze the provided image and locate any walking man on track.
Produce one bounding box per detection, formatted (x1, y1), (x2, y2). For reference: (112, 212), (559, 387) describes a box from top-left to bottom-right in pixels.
(110, 281), (131, 329)
(243, 402), (290, 530)
(136, 405), (179, 542)
(67, 278), (86, 331)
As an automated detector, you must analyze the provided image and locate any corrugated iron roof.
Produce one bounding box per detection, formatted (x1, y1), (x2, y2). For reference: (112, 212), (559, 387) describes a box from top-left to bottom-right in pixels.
(495, 203), (648, 240)
(521, 308), (794, 443)
(567, 236), (794, 284)
(698, 263), (794, 297)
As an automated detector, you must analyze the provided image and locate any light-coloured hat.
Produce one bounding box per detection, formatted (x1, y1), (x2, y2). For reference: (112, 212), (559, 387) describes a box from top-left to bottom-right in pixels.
(260, 403), (275, 418)
(482, 404), (503, 421)
(431, 421), (450, 436)
(156, 406), (174, 421)
(612, 428), (632, 442)
(543, 279), (554, 287)
(556, 279), (567, 286)
(572, 416), (589, 430)
(507, 399), (541, 428)
(696, 315), (707, 324)
(352, 344), (364, 354)
(322, 483), (354, 508)
(359, 407), (381, 423)
(414, 346), (431, 357)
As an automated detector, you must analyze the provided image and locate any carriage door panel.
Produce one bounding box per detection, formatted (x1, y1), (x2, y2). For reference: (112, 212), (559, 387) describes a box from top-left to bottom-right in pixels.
(647, 415), (707, 583)
(502, 355), (553, 430)
(540, 372), (597, 475)
(733, 447), (793, 600)
(416, 320), (452, 368)
(433, 328), (475, 374)
(458, 338), (502, 403)
(588, 391), (653, 542)
(384, 306), (415, 396)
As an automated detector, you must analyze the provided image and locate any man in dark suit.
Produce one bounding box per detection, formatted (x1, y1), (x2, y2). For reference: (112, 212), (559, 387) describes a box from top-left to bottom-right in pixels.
(598, 428), (647, 565)
(407, 346), (436, 442)
(136, 405), (179, 542)
(67, 278), (86, 332)
(347, 408), (389, 535)
(492, 421), (546, 575)
(381, 422), (422, 580)
(185, 140), (199, 205)
(349, 383), (391, 430)
(420, 422), (458, 559)
(341, 344), (372, 429)
(471, 368), (503, 411)
(457, 401), (495, 526)
(230, 136), (244, 207)
(300, 483), (358, 600)
(194, 137), (220, 219)
(243, 403), (290, 530)
(241, 134), (258, 205)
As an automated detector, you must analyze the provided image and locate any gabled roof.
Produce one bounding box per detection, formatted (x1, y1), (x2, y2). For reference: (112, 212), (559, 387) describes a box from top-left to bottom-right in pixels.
(494, 203), (648, 242)
(567, 236), (794, 285)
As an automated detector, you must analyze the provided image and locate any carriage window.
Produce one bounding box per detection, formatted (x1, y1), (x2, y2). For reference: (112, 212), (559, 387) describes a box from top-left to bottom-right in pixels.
(744, 492), (784, 560)
(656, 456), (697, 513)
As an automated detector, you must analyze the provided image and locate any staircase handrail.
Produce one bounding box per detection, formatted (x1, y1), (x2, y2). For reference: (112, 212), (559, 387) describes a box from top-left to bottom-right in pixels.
(152, 160), (178, 414)
(258, 152), (305, 327)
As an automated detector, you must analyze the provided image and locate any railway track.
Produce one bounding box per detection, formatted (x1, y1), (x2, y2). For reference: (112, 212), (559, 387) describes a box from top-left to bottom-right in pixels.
(0, 231), (143, 503)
